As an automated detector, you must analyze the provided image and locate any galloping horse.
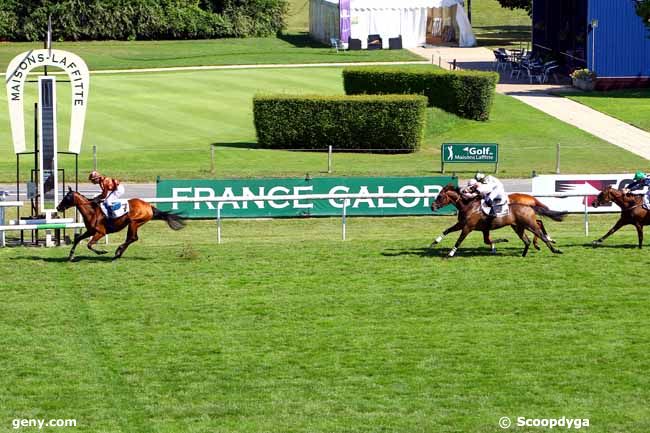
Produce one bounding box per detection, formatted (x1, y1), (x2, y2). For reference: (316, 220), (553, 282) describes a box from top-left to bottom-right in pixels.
(592, 185), (650, 248)
(57, 187), (185, 261)
(431, 192), (556, 251)
(431, 185), (565, 257)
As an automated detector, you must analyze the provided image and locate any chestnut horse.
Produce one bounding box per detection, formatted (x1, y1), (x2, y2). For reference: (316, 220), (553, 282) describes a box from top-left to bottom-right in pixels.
(431, 185), (565, 257)
(430, 192), (555, 251)
(56, 187), (185, 261)
(592, 186), (650, 248)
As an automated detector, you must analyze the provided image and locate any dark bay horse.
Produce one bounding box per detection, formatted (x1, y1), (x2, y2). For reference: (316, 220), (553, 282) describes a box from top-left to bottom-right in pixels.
(431, 185), (565, 257)
(430, 192), (556, 251)
(57, 187), (184, 261)
(592, 186), (650, 248)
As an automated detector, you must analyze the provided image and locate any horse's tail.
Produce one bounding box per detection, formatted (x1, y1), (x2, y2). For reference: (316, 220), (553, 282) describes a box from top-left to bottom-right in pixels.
(152, 207), (186, 230)
(532, 206), (567, 222)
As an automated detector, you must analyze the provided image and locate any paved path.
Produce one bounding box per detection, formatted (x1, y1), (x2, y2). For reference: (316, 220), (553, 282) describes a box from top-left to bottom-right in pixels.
(410, 45), (650, 161)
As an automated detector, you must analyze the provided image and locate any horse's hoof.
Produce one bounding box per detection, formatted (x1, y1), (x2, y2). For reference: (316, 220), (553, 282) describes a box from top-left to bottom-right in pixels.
(68, 256), (78, 262)
(554, 249), (563, 255)
(592, 240), (602, 247)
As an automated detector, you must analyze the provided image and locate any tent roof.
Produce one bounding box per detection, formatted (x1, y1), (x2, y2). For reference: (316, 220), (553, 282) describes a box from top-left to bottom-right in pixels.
(321, 0), (465, 8)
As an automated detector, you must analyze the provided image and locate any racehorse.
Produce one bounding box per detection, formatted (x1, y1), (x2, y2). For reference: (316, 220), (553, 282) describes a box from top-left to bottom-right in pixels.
(592, 185), (650, 248)
(430, 185), (565, 257)
(56, 187), (185, 261)
(430, 192), (556, 251)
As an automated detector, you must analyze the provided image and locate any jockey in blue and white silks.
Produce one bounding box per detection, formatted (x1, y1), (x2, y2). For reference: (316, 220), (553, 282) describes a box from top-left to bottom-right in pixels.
(626, 171), (650, 209)
(473, 172), (508, 216)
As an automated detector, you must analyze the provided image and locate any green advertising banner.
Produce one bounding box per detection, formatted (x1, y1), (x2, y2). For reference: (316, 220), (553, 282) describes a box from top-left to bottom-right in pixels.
(441, 143), (499, 173)
(156, 176), (457, 218)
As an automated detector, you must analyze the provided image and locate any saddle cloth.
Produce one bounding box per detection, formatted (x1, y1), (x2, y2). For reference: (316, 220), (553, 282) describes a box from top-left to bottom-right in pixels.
(480, 198), (509, 217)
(101, 201), (129, 219)
(644, 195), (650, 211)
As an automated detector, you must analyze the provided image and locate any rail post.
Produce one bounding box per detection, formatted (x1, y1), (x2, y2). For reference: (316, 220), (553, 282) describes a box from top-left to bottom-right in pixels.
(584, 195), (589, 236)
(210, 144), (215, 174)
(555, 143), (560, 174)
(342, 198), (349, 241)
(217, 204), (222, 244)
(328, 145), (333, 174)
(92, 145), (97, 170)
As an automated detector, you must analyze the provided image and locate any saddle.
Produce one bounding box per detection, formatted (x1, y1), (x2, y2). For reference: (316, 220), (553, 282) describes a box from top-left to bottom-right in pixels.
(480, 198), (509, 217)
(101, 201), (129, 219)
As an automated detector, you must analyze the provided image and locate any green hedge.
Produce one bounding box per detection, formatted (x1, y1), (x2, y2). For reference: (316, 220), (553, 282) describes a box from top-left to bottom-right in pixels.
(253, 94), (428, 153)
(0, 0), (287, 41)
(343, 66), (499, 121)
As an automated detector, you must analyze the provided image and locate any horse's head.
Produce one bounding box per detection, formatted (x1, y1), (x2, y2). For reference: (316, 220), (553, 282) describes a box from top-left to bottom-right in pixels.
(592, 185), (615, 208)
(56, 187), (77, 212)
(431, 184), (459, 211)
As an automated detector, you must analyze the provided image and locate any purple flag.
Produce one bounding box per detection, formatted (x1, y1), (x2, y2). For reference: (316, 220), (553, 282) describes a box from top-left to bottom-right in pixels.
(340, 0), (351, 43)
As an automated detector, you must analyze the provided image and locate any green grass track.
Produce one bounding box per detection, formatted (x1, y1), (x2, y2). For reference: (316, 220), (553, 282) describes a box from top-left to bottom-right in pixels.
(0, 214), (648, 432)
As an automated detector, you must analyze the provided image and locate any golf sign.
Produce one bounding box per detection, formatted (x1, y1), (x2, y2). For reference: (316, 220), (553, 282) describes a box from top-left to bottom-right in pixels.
(441, 143), (499, 173)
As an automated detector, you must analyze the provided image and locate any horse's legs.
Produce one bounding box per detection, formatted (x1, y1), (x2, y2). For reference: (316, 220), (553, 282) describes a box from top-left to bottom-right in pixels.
(446, 227), (472, 258)
(431, 221), (463, 247)
(635, 223), (644, 249)
(524, 220), (562, 254)
(593, 217), (629, 246)
(68, 230), (93, 261)
(512, 225), (532, 257)
(481, 230), (509, 254)
(113, 222), (140, 260)
(87, 232), (108, 255)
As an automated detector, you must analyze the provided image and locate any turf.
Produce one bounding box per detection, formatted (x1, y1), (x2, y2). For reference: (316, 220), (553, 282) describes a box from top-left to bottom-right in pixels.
(0, 67), (644, 183)
(0, 36), (423, 72)
(0, 213), (648, 432)
(564, 88), (650, 133)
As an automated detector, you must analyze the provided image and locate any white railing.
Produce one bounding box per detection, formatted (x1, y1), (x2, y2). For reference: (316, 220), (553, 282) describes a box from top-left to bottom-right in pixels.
(0, 191), (609, 246)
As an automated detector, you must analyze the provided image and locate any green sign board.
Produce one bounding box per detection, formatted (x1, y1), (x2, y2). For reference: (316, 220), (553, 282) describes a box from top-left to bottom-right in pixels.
(441, 143), (499, 173)
(156, 176), (457, 218)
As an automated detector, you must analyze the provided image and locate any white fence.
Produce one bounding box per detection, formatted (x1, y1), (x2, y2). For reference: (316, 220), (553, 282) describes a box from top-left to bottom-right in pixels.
(0, 191), (607, 246)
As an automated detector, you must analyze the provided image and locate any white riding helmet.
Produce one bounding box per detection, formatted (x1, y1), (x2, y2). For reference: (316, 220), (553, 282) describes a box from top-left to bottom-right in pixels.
(474, 172), (487, 183)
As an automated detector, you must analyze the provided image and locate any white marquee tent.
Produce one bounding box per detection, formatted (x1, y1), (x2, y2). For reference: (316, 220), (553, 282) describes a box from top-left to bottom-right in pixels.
(309, 0), (477, 49)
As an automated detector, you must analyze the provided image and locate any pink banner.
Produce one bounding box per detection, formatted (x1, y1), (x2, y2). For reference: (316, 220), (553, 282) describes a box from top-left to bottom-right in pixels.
(340, 0), (351, 42)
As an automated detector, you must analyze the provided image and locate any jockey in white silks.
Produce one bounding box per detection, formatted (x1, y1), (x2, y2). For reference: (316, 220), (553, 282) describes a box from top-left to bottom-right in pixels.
(472, 172), (508, 216)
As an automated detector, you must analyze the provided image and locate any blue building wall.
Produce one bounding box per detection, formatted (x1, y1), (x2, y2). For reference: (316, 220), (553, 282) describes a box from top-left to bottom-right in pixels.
(588, 0), (650, 78)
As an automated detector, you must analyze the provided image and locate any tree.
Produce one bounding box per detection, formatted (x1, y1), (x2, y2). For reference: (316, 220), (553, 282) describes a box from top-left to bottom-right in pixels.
(496, 0), (532, 15)
(635, 0), (650, 28)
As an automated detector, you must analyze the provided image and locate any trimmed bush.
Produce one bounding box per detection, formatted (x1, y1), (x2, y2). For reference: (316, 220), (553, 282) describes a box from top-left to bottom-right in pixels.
(343, 66), (499, 121)
(253, 94), (428, 153)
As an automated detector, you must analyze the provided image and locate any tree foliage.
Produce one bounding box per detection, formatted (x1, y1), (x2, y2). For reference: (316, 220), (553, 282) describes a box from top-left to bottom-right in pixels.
(636, 0), (650, 28)
(0, 0), (287, 41)
(495, 0), (532, 15)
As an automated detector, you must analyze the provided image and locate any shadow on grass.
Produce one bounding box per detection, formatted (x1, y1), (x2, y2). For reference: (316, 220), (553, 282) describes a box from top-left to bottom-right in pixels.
(9, 255), (148, 263)
(278, 32), (326, 48)
(210, 142), (259, 149)
(382, 246), (530, 258)
(474, 25), (531, 48)
(560, 88), (650, 99)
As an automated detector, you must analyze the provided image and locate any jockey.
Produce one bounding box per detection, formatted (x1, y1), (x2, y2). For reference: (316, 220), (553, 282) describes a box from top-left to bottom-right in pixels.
(473, 172), (508, 216)
(88, 170), (125, 218)
(460, 178), (479, 199)
(625, 171), (650, 208)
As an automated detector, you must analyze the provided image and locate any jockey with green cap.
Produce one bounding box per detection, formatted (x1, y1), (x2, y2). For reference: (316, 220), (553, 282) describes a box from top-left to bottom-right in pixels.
(626, 171), (650, 209)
